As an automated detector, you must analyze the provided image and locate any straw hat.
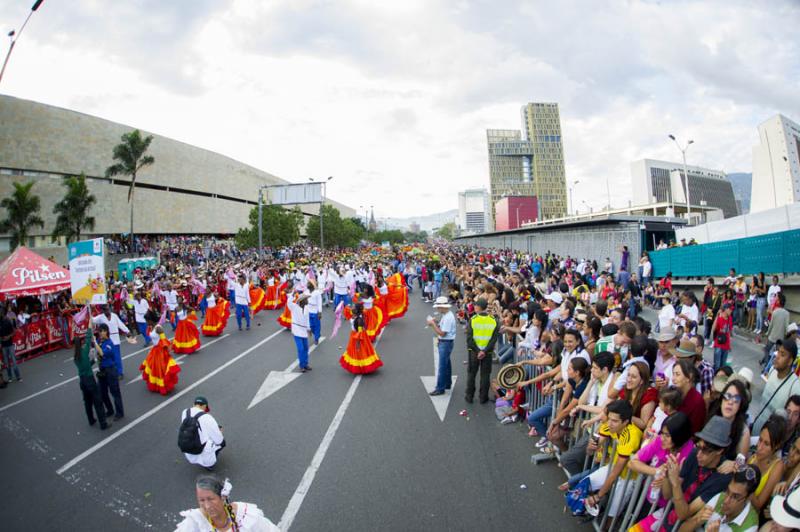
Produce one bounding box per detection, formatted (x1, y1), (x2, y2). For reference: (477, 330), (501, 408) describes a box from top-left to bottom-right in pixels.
(497, 364), (525, 389)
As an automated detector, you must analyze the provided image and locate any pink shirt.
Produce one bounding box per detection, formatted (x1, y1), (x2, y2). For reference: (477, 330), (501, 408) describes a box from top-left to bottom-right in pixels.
(636, 436), (694, 468)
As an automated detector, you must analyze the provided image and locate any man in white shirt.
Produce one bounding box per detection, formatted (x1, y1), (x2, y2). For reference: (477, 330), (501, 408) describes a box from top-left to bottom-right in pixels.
(133, 292), (151, 346)
(93, 305), (130, 378)
(427, 296), (457, 395)
(180, 397), (225, 470)
(306, 281), (323, 345)
(329, 267), (351, 310)
(768, 276), (782, 307)
(233, 274), (251, 331)
(288, 294), (312, 372)
(164, 283), (179, 330)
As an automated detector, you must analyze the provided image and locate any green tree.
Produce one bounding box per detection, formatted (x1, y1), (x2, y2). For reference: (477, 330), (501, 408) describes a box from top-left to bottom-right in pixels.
(0, 181), (44, 249)
(404, 230), (428, 243)
(306, 205), (365, 248)
(370, 229), (405, 244)
(105, 129), (155, 252)
(435, 222), (456, 240)
(52, 173), (97, 243)
(235, 204), (303, 249)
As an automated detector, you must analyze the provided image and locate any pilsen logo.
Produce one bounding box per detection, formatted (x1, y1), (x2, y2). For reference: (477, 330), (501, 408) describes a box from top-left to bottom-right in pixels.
(11, 266), (66, 286)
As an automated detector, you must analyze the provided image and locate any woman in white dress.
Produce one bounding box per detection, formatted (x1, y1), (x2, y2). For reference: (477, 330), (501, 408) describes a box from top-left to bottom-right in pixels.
(176, 475), (279, 532)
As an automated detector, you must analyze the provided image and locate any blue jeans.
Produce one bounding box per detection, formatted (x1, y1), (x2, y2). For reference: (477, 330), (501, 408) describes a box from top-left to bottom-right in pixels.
(433, 281), (442, 299)
(137, 321), (151, 346)
(199, 297), (207, 318)
(435, 339), (454, 391)
(236, 304), (251, 329)
(527, 397), (553, 436)
(756, 297), (766, 331)
(2, 345), (20, 380)
(497, 343), (515, 365)
(228, 289), (235, 307)
(713, 347), (729, 371)
(294, 335), (309, 369)
(333, 293), (350, 311)
(309, 313), (321, 343)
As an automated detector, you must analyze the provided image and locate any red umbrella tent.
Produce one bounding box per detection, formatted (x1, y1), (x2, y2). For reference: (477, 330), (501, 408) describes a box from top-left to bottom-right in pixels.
(0, 246), (71, 299)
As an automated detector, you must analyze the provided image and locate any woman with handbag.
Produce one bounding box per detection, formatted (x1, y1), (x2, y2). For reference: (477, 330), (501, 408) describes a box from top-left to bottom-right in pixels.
(712, 303), (734, 371)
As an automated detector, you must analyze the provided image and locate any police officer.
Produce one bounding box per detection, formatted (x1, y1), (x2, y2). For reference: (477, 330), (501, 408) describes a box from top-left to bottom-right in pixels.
(465, 298), (499, 404)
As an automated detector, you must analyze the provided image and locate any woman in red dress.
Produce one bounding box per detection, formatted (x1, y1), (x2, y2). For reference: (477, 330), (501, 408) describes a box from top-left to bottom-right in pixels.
(340, 303), (383, 375)
(140, 321), (180, 395)
(249, 282), (266, 316)
(277, 280), (295, 330)
(360, 285), (386, 341)
(201, 290), (228, 337)
(172, 299), (201, 354)
(385, 272), (409, 321)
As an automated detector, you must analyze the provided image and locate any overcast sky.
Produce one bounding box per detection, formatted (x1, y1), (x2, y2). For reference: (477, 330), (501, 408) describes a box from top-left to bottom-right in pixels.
(1, 0), (798, 218)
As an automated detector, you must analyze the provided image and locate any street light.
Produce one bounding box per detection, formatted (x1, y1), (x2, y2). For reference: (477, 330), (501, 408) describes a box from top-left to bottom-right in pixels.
(309, 176), (333, 248)
(0, 0), (45, 85)
(668, 134), (694, 218)
(568, 179), (580, 216)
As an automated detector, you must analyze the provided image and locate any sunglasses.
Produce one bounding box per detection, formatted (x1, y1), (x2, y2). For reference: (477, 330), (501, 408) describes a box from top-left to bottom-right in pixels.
(722, 392), (742, 404)
(696, 442), (722, 454)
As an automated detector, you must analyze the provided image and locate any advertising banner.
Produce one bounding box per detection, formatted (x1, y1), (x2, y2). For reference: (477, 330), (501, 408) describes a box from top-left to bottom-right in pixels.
(68, 238), (107, 304)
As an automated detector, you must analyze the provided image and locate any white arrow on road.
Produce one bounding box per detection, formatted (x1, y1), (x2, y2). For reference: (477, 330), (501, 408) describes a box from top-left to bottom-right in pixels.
(420, 336), (457, 422)
(248, 336), (326, 409)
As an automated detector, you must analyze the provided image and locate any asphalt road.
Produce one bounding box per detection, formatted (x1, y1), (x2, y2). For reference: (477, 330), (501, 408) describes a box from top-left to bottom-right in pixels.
(1, 300), (768, 531)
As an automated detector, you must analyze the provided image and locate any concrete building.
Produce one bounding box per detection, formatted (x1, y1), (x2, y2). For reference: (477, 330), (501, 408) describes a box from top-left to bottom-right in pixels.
(0, 95), (355, 251)
(630, 159), (739, 219)
(408, 222), (421, 234)
(751, 114), (800, 213)
(457, 188), (492, 235)
(494, 196), (538, 231)
(486, 103), (567, 223)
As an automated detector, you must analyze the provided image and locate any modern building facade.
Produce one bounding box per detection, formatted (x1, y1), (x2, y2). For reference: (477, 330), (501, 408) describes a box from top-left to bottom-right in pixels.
(494, 196), (538, 231)
(486, 103), (567, 223)
(630, 159), (739, 219)
(457, 188), (492, 235)
(0, 95), (355, 251)
(751, 114), (800, 213)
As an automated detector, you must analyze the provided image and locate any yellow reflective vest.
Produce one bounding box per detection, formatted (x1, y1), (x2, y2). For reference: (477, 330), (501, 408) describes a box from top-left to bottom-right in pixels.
(470, 314), (497, 350)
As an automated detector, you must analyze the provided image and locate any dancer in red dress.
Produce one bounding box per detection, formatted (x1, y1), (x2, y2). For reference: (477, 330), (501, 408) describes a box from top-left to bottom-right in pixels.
(360, 284), (385, 341)
(249, 282), (266, 316)
(339, 303), (383, 374)
(140, 321), (180, 395)
(201, 290), (228, 337)
(277, 280), (294, 330)
(172, 299), (201, 354)
(385, 272), (409, 321)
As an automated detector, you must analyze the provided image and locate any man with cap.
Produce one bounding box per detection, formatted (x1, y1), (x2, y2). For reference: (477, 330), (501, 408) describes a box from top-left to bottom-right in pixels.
(542, 291), (563, 330)
(660, 416), (734, 524)
(92, 304), (130, 379)
(654, 327), (679, 386)
(180, 396), (225, 470)
(427, 296), (456, 396)
(287, 293), (312, 372)
(465, 298), (499, 403)
(752, 339), (800, 434)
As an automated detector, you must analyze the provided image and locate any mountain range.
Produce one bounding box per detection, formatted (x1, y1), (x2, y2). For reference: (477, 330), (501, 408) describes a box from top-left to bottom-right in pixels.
(376, 209), (458, 232)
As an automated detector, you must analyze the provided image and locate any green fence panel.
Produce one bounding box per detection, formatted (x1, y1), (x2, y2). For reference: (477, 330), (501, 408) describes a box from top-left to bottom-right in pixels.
(650, 250), (670, 279)
(670, 246), (703, 277)
(703, 241), (739, 277)
(740, 233), (784, 275)
(784, 231), (800, 274)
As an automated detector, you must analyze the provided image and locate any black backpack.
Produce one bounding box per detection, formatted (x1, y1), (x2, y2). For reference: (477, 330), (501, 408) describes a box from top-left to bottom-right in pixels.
(178, 409), (206, 454)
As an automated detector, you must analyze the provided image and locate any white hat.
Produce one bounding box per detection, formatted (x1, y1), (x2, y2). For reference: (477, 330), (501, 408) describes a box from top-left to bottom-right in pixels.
(734, 367), (754, 385)
(788, 322), (798, 334)
(433, 296), (451, 309)
(770, 488), (800, 530)
(544, 292), (563, 304)
(134, 281), (144, 290)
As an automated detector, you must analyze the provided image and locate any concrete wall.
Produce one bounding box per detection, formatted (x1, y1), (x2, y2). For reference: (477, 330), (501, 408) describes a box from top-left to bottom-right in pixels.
(0, 95), (354, 240)
(457, 222), (642, 268)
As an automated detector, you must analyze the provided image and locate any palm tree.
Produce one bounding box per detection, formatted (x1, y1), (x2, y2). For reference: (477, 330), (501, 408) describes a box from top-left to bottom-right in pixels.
(105, 129), (155, 253)
(52, 173), (97, 243)
(0, 181), (44, 250)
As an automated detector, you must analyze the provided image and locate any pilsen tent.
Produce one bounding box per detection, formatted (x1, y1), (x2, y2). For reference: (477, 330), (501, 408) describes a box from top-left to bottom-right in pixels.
(0, 247), (71, 299)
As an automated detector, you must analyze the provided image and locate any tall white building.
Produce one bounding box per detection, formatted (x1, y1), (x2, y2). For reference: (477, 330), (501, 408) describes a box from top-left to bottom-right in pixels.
(630, 159), (739, 218)
(458, 188), (492, 235)
(751, 114), (800, 213)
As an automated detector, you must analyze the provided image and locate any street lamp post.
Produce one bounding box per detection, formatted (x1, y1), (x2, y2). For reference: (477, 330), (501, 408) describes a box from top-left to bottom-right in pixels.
(309, 176), (333, 249)
(668, 134), (694, 218)
(568, 179), (580, 216)
(0, 0), (45, 86)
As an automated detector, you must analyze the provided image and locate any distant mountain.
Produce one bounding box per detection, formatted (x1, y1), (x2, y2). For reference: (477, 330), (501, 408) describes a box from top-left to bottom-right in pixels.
(377, 209), (458, 232)
(727, 172), (752, 214)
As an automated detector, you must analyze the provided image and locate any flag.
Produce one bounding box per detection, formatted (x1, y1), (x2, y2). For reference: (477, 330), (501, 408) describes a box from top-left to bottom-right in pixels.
(73, 305), (90, 328)
(331, 302), (344, 338)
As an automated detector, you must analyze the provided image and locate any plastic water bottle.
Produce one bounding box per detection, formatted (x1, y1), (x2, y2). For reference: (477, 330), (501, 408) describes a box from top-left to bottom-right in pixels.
(648, 461), (664, 502)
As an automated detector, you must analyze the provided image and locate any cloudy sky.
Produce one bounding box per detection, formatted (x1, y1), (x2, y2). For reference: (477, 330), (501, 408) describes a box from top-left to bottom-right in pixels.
(1, 0), (798, 218)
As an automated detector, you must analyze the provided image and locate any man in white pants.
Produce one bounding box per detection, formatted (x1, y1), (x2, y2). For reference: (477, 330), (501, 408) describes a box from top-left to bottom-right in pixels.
(180, 396), (225, 470)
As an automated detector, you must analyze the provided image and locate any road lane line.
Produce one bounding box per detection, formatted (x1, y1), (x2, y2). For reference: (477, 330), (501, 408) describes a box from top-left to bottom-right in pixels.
(278, 375), (362, 531)
(125, 335), (229, 385)
(55, 328), (285, 476)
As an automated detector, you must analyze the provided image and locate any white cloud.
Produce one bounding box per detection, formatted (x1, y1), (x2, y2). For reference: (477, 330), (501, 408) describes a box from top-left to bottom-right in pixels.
(1, 0), (798, 218)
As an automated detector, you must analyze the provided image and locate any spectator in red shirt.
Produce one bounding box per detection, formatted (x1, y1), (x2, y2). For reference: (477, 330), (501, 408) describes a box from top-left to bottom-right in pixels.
(712, 303), (734, 371)
(671, 358), (707, 434)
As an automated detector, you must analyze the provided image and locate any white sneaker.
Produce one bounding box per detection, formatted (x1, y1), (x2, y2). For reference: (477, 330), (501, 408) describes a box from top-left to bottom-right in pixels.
(501, 416), (514, 425)
(535, 437), (549, 448)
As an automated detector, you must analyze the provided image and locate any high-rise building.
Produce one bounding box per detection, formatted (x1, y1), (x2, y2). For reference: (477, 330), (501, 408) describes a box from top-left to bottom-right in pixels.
(630, 159), (739, 218)
(486, 103), (567, 222)
(457, 188), (492, 235)
(751, 114), (800, 213)
(494, 196), (538, 231)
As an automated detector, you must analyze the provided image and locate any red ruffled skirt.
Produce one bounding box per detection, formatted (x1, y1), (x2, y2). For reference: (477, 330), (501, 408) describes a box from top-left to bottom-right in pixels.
(249, 287), (266, 315)
(140, 337), (180, 395)
(363, 306), (385, 341)
(339, 328), (383, 374)
(201, 301), (228, 336)
(386, 286), (409, 320)
(263, 284), (281, 310)
(277, 303), (292, 329)
(173, 315), (201, 353)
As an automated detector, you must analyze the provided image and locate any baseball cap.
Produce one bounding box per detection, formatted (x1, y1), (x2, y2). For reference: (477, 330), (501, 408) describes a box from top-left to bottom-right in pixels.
(544, 292), (563, 304)
(194, 396), (209, 407)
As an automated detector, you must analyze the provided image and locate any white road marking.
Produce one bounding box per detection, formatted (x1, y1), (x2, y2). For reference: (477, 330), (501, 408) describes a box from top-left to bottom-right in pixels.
(125, 335), (228, 385)
(278, 375), (362, 531)
(63, 339), (164, 362)
(55, 328), (285, 475)
(420, 337), (456, 422)
(247, 336), (326, 409)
